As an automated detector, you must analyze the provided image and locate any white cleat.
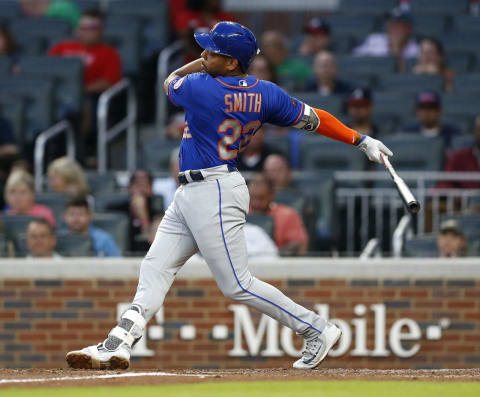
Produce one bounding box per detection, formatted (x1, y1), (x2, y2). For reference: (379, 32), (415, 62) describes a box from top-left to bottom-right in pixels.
(66, 343), (130, 370)
(293, 322), (342, 369)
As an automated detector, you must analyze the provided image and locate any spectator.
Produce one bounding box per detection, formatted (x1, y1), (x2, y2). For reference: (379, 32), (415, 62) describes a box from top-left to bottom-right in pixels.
(248, 173), (308, 256)
(174, 0), (237, 63)
(249, 54), (277, 83)
(353, 8), (419, 71)
(47, 156), (89, 197)
(437, 116), (480, 189)
(345, 88), (379, 137)
(19, 0), (50, 17)
(305, 51), (353, 96)
(4, 170), (55, 227)
(48, 9), (122, 150)
(26, 218), (61, 258)
(412, 37), (454, 92)
(45, 1), (81, 29)
(261, 30), (311, 90)
(402, 91), (460, 148)
(153, 147), (180, 209)
(64, 196), (120, 257)
(107, 170), (161, 253)
(237, 127), (279, 172)
(437, 219), (467, 258)
(263, 153), (293, 192)
(0, 24), (17, 58)
(298, 18), (331, 57)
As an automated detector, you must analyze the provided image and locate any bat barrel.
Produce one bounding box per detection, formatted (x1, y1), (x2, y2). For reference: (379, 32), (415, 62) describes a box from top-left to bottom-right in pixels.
(407, 200), (421, 213)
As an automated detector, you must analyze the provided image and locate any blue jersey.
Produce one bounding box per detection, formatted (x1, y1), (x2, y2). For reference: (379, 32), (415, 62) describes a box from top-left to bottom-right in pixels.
(167, 73), (304, 171)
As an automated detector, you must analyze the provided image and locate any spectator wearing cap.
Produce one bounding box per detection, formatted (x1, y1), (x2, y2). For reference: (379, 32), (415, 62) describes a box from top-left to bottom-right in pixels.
(412, 37), (454, 92)
(261, 30), (312, 90)
(305, 51), (353, 96)
(437, 219), (467, 258)
(345, 88), (379, 137)
(64, 196), (120, 257)
(298, 18), (331, 57)
(437, 116), (480, 190)
(353, 8), (419, 71)
(401, 91), (460, 148)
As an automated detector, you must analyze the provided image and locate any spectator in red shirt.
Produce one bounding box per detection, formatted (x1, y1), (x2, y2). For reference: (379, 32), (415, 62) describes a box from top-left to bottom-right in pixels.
(437, 116), (480, 189)
(49, 9), (122, 158)
(248, 173), (309, 256)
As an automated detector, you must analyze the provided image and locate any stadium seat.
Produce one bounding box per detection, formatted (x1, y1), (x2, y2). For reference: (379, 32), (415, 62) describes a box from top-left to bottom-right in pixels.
(0, 77), (54, 140)
(71, 0), (101, 11)
(373, 134), (444, 187)
(19, 56), (84, 116)
(140, 139), (181, 172)
(290, 93), (342, 115)
(0, 1), (21, 21)
(56, 233), (94, 257)
(0, 57), (10, 76)
(450, 134), (475, 151)
(452, 15), (480, 34)
(10, 18), (72, 55)
(86, 172), (117, 195)
(403, 235), (437, 257)
(325, 14), (375, 38)
(264, 136), (290, 158)
(372, 92), (416, 121)
(104, 17), (141, 76)
(337, 56), (396, 77)
(3, 215), (42, 257)
(93, 191), (129, 213)
(411, 15), (447, 38)
(338, 0), (397, 15)
(453, 74), (480, 93)
(275, 190), (309, 218)
(92, 212), (129, 254)
(107, 0), (168, 57)
(443, 94), (480, 119)
(442, 33), (479, 54)
(446, 51), (475, 74)
(0, 95), (25, 146)
(411, 0), (468, 15)
(36, 192), (68, 222)
(0, 236), (7, 257)
(246, 214), (274, 239)
(378, 74), (444, 93)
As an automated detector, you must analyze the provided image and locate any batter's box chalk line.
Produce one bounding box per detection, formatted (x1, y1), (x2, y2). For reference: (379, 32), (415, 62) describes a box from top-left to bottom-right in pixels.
(0, 371), (215, 384)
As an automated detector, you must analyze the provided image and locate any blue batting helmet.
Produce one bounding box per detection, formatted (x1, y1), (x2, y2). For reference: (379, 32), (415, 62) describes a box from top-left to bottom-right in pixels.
(194, 21), (259, 72)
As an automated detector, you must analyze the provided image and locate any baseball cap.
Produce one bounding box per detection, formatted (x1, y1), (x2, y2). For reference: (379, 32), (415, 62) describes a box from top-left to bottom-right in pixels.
(439, 219), (464, 236)
(415, 91), (441, 108)
(304, 17), (331, 35)
(347, 88), (372, 106)
(387, 7), (413, 24)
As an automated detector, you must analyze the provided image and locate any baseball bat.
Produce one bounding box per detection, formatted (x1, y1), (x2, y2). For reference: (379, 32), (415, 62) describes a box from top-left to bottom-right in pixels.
(380, 153), (420, 214)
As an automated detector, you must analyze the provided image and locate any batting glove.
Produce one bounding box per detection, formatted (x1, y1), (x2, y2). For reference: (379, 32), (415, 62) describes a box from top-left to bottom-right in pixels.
(357, 135), (393, 164)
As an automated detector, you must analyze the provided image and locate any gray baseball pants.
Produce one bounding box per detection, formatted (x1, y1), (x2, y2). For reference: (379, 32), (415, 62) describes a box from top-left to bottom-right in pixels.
(132, 165), (326, 335)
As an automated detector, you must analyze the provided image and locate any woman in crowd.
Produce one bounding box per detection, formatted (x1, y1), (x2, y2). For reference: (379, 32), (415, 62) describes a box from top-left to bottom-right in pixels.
(4, 170), (56, 227)
(47, 156), (90, 197)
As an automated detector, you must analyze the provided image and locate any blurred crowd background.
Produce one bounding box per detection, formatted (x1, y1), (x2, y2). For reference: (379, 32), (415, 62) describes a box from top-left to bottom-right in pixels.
(0, 0), (480, 259)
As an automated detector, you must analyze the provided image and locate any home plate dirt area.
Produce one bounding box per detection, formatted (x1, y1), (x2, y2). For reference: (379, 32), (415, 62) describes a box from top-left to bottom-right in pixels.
(1, 368), (479, 388)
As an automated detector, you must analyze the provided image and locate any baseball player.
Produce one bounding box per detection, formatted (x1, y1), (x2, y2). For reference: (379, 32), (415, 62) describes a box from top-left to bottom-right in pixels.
(66, 22), (393, 370)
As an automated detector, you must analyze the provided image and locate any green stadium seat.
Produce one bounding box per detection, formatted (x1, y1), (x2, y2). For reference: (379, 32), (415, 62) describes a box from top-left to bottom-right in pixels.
(105, 17), (141, 75)
(403, 235), (437, 257)
(246, 214), (274, 239)
(56, 232), (94, 257)
(0, 77), (54, 140)
(19, 56), (84, 115)
(379, 74), (444, 93)
(92, 212), (129, 254)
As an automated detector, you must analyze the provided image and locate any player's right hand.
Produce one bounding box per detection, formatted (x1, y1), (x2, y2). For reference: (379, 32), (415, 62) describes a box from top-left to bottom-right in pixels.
(357, 136), (393, 164)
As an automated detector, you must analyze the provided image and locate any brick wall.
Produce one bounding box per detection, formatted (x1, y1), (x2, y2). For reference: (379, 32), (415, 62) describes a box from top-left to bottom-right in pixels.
(1, 263), (479, 369)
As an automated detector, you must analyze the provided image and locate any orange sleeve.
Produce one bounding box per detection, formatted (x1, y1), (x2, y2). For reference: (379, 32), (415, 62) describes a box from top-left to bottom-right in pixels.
(313, 108), (358, 145)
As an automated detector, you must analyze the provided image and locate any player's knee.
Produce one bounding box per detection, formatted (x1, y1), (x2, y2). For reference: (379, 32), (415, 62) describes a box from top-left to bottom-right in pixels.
(220, 285), (245, 301)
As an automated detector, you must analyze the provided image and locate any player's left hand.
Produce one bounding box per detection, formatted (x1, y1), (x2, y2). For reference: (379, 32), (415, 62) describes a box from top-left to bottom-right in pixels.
(357, 136), (393, 164)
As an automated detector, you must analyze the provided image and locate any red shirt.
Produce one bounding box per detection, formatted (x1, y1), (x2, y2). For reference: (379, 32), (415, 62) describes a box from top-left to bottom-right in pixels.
(49, 40), (122, 87)
(437, 147), (480, 189)
(267, 203), (309, 249)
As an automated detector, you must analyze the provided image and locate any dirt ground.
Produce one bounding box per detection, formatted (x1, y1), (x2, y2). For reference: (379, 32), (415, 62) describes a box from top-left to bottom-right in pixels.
(1, 368), (479, 388)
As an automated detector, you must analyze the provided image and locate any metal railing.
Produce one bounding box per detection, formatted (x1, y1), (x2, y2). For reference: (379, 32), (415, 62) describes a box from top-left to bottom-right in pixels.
(34, 120), (75, 192)
(156, 40), (183, 132)
(97, 78), (137, 173)
(334, 171), (480, 255)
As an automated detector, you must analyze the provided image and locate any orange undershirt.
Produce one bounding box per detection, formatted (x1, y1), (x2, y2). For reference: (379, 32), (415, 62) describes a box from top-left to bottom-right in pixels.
(313, 108), (359, 145)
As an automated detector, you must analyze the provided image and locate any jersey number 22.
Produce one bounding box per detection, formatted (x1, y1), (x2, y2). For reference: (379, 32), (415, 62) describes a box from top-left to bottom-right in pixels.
(217, 119), (261, 160)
